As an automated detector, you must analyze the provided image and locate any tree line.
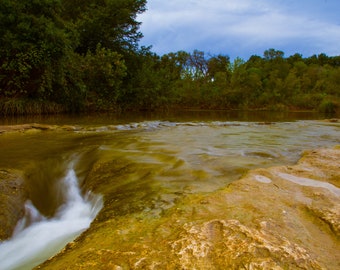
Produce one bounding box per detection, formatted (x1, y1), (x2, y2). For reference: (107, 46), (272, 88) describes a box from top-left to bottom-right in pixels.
(0, 0), (339, 115)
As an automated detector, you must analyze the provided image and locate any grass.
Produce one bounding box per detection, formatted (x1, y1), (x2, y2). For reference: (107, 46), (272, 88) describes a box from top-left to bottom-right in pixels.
(0, 98), (66, 116)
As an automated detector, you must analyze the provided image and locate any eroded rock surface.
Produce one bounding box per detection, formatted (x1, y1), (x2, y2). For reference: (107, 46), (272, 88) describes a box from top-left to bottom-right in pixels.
(36, 146), (340, 269)
(0, 169), (27, 240)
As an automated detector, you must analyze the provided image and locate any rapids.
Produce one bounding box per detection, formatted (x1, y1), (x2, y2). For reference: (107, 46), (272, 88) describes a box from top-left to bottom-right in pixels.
(0, 163), (103, 270)
(0, 113), (339, 269)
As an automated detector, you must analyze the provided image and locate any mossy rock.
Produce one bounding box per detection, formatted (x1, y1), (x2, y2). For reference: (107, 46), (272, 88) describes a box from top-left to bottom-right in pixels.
(37, 147), (340, 269)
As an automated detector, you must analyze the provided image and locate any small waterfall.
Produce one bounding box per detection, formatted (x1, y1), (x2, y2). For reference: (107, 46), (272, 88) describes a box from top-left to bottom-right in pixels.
(0, 167), (103, 270)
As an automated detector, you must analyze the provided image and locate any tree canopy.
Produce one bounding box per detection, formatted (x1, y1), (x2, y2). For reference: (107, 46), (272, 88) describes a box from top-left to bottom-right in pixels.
(0, 1), (339, 115)
(0, 0), (146, 112)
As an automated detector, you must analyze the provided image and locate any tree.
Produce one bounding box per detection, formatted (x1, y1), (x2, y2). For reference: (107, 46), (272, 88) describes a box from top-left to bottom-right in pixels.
(263, 48), (284, 61)
(82, 45), (127, 110)
(0, 0), (74, 99)
(187, 50), (209, 79)
(287, 53), (303, 66)
(207, 54), (230, 81)
(61, 0), (147, 55)
(0, 0), (147, 112)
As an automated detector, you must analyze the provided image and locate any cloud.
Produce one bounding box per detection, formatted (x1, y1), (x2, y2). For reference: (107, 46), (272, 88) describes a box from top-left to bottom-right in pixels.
(138, 0), (340, 59)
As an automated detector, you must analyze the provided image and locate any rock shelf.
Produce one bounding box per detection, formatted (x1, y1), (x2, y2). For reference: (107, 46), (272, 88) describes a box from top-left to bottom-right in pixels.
(36, 146), (340, 269)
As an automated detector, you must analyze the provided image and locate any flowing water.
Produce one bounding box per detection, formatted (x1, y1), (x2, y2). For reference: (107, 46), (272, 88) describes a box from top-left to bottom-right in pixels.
(0, 160), (103, 270)
(0, 112), (339, 269)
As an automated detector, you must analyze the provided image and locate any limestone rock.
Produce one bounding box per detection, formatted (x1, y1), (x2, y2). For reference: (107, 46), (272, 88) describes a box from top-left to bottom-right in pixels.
(36, 147), (340, 269)
(0, 169), (27, 241)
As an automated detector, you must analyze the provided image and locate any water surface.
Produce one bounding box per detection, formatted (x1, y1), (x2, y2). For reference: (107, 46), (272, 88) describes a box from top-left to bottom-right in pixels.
(0, 112), (339, 269)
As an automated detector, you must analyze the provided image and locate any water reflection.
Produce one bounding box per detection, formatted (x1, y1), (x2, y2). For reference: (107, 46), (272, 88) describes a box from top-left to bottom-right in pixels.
(0, 110), (328, 126)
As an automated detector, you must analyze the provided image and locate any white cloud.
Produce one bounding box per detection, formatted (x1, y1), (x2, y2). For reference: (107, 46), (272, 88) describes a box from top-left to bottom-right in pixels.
(138, 0), (340, 58)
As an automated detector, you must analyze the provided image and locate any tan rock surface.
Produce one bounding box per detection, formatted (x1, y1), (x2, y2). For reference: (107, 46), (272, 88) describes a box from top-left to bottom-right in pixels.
(0, 169), (27, 240)
(0, 123), (81, 133)
(36, 146), (340, 269)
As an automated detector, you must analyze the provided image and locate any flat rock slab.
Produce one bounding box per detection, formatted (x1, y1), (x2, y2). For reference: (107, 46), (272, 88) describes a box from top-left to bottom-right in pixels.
(37, 146), (340, 269)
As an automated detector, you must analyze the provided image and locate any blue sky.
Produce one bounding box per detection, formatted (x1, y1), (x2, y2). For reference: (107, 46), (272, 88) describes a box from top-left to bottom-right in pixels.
(138, 0), (340, 60)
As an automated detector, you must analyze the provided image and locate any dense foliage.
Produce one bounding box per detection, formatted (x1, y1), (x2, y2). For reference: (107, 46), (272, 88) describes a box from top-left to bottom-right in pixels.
(0, 0), (145, 113)
(0, 0), (339, 115)
(159, 49), (340, 113)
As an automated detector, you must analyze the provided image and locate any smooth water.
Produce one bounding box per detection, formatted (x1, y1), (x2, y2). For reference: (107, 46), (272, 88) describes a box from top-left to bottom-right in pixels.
(0, 112), (339, 269)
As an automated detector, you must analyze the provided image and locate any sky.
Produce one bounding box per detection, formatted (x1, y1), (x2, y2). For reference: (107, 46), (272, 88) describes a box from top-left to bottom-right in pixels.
(137, 0), (340, 60)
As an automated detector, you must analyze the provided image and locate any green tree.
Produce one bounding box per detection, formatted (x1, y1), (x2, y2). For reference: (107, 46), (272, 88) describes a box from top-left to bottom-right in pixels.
(228, 57), (248, 107)
(82, 45), (127, 110)
(207, 54), (230, 81)
(61, 0), (147, 54)
(263, 48), (284, 61)
(0, 0), (146, 113)
(0, 0), (74, 99)
(187, 50), (208, 79)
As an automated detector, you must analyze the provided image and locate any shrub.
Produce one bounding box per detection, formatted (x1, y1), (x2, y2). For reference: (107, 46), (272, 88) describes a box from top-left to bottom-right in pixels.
(318, 100), (337, 114)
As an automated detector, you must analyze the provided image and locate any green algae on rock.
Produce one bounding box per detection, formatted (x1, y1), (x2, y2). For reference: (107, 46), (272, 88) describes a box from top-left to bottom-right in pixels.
(36, 146), (340, 270)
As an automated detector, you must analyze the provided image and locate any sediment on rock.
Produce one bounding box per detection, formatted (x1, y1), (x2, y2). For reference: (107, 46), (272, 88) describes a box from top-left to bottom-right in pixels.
(0, 169), (27, 241)
(0, 123), (82, 134)
(35, 146), (340, 269)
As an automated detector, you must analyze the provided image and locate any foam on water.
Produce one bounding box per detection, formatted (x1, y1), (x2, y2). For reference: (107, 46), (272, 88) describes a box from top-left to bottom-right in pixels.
(0, 168), (103, 270)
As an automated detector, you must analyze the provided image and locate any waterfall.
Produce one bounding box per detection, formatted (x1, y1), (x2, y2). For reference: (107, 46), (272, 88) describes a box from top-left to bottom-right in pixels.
(0, 167), (103, 270)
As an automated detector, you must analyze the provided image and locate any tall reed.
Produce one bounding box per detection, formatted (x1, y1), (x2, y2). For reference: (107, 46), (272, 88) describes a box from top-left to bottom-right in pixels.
(0, 99), (66, 116)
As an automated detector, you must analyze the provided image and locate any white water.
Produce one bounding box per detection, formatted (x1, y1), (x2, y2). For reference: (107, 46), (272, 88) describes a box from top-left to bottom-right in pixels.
(0, 168), (103, 270)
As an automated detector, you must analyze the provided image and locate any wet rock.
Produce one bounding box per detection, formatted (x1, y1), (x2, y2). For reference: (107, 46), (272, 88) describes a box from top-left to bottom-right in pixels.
(0, 169), (27, 241)
(61, 125), (82, 131)
(30, 123), (57, 131)
(36, 146), (340, 269)
(325, 118), (339, 123)
(0, 123), (57, 133)
(0, 123), (88, 133)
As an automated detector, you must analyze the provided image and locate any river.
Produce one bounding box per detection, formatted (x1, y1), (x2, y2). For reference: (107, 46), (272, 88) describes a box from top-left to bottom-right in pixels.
(0, 111), (339, 269)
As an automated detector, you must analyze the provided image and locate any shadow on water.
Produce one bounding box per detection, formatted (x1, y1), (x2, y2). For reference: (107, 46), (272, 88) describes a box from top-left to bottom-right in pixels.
(25, 158), (70, 217)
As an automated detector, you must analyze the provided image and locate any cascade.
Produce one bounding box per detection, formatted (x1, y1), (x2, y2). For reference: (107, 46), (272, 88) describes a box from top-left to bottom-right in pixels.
(0, 166), (102, 270)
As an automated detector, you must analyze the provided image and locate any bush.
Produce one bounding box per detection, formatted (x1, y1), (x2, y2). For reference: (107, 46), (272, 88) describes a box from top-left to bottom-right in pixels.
(318, 100), (337, 114)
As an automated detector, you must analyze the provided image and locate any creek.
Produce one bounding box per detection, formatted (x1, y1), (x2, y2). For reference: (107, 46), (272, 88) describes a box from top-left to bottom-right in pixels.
(0, 111), (339, 269)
